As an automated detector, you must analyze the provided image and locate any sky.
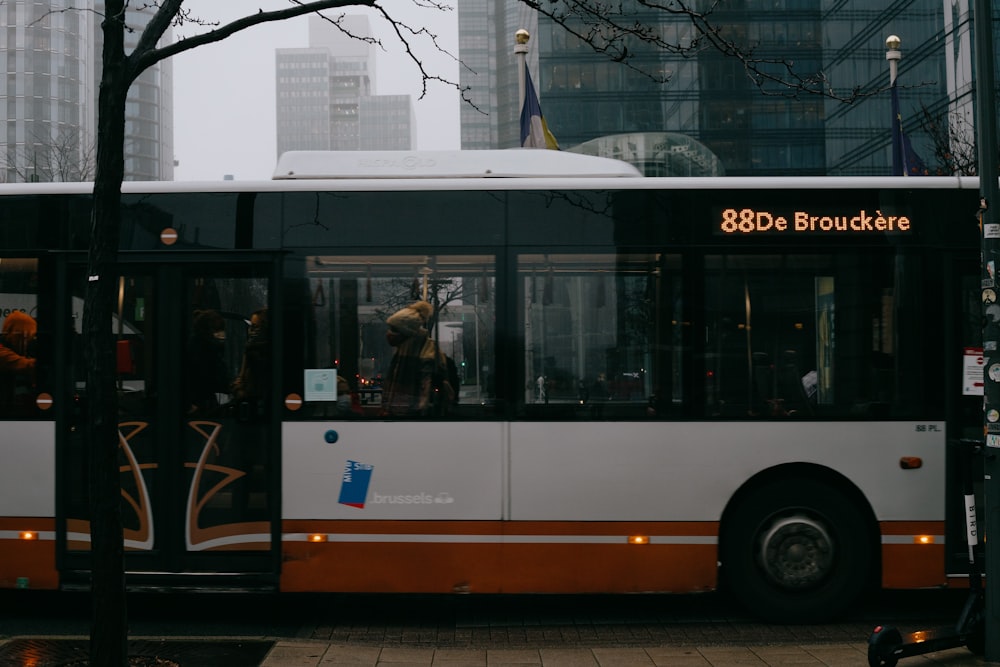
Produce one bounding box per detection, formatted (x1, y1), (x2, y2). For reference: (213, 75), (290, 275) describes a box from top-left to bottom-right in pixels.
(171, 1), (461, 182)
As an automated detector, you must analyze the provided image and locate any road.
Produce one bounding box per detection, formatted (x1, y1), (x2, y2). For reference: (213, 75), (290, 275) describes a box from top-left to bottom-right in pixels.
(0, 587), (971, 648)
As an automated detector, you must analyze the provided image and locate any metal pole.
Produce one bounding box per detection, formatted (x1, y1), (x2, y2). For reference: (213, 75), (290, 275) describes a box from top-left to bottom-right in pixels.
(515, 29), (529, 117)
(886, 36), (902, 176)
(974, 0), (1000, 659)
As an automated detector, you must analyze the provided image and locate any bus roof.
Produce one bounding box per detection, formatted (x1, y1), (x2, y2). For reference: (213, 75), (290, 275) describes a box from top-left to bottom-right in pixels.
(272, 150), (644, 180)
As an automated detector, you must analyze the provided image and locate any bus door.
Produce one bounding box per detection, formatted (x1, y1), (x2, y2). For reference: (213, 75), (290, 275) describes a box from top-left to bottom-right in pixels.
(60, 260), (277, 585)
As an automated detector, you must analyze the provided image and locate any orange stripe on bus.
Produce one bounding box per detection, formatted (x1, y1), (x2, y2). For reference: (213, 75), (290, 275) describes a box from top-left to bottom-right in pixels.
(881, 543), (946, 588)
(282, 519), (720, 537)
(0, 519), (57, 590)
(0, 518), (55, 531)
(879, 521), (945, 535)
(280, 540), (717, 594)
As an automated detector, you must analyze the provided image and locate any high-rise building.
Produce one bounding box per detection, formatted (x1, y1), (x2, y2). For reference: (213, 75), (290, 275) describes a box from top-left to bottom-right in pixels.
(459, 0), (536, 150)
(1, 1), (173, 183)
(276, 15), (415, 155)
(0, 0), (173, 181)
(459, 0), (991, 176)
(821, 0), (975, 176)
(94, 2), (174, 181)
(1, 1), (95, 183)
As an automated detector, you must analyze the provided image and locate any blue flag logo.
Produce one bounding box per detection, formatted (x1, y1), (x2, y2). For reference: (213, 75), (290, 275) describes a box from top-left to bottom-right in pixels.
(338, 459), (373, 509)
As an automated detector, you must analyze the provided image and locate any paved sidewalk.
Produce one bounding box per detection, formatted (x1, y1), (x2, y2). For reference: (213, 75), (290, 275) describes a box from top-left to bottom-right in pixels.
(258, 639), (987, 666)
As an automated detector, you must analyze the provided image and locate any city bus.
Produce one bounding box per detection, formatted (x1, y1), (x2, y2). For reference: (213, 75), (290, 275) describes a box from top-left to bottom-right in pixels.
(0, 150), (984, 622)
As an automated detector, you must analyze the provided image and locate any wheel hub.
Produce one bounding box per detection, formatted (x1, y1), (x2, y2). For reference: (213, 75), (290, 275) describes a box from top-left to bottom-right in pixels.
(758, 514), (833, 589)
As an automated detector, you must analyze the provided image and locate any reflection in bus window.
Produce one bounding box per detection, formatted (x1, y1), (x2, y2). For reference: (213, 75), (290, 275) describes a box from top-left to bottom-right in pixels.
(702, 253), (914, 418)
(0, 258), (40, 418)
(518, 253), (682, 419)
(298, 255), (495, 419)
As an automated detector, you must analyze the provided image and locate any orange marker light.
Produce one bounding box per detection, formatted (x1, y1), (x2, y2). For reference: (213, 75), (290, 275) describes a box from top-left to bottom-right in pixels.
(19, 531), (37, 540)
(307, 533), (328, 543)
(628, 535), (649, 545)
(915, 535), (935, 545)
(899, 457), (923, 469)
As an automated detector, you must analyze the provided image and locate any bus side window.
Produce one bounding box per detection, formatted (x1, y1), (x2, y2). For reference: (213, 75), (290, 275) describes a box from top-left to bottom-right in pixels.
(298, 254), (496, 419)
(518, 253), (675, 420)
(702, 253), (910, 419)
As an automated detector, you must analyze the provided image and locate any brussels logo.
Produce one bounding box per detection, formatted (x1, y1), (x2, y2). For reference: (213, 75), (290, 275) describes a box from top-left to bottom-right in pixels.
(338, 460), (373, 509)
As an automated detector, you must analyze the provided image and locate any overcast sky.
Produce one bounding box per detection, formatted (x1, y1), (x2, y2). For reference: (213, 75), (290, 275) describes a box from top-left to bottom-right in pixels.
(171, 1), (461, 182)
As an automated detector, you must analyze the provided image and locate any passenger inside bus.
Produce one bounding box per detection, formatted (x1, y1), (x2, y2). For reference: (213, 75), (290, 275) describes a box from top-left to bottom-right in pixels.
(184, 308), (230, 415)
(382, 300), (455, 417)
(231, 308), (270, 419)
(0, 311), (37, 416)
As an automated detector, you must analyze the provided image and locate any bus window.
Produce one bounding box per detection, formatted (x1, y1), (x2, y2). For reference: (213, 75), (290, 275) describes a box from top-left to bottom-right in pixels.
(517, 253), (678, 419)
(298, 254), (496, 419)
(702, 252), (912, 418)
(0, 258), (40, 418)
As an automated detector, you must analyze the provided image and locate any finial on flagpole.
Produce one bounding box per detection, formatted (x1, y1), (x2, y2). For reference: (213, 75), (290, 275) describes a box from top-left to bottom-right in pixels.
(885, 35), (901, 85)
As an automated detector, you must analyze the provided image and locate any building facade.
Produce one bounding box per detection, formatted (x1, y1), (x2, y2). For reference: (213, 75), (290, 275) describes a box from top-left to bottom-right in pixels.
(94, 2), (174, 181)
(459, 0), (995, 176)
(1, 1), (173, 183)
(459, 0), (538, 150)
(276, 15), (414, 155)
(1, 0), (95, 183)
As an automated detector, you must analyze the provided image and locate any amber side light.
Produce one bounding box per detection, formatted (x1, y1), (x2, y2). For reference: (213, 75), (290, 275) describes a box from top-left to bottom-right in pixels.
(627, 535), (649, 545)
(899, 457), (923, 469)
(19, 531), (37, 540)
(915, 535), (935, 545)
(307, 534), (328, 543)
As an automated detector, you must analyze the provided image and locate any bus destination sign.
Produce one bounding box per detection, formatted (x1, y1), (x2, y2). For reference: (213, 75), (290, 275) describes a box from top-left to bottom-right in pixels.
(716, 207), (911, 236)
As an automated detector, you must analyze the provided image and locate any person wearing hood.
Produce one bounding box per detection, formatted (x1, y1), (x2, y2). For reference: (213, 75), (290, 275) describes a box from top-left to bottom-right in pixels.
(382, 300), (452, 416)
(0, 311), (37, 415)
(0, 311), (36, 374)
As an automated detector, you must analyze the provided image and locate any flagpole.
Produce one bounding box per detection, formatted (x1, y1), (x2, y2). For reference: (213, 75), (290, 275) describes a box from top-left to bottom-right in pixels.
(886, 36), (904, 176)
(515, 29), (529, 118)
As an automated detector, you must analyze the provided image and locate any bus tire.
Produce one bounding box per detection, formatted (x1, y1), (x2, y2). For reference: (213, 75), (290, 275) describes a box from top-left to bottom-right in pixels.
(721, 477), (873, 623)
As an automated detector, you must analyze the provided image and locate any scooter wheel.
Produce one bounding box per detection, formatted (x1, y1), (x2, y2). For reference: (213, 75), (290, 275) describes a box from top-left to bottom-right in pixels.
(867, 626), (902, 667)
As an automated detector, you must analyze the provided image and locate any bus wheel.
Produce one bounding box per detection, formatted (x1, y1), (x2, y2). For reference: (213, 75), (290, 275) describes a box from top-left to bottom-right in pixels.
(721, 477), (872, 623)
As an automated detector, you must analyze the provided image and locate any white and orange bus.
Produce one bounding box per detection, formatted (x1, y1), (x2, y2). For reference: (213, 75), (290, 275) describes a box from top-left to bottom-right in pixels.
(0, 150), (984, 622)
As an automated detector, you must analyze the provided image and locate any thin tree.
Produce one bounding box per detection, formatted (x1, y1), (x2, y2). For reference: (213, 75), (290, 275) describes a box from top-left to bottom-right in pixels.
(87, 4), (461, 664)
(3, 128), (96, 183)
(918, 103), (979, 175)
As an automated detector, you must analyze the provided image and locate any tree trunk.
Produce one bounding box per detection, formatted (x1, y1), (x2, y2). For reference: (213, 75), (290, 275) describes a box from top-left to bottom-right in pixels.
(86, 6), (130, 664)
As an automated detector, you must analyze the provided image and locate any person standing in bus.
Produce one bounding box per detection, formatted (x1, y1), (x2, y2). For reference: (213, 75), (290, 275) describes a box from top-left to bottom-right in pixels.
(0, 311), (37, 415)
(231, 308), (270, 419)
(184, 309), (230, 415)
(382, 300), (453, 417)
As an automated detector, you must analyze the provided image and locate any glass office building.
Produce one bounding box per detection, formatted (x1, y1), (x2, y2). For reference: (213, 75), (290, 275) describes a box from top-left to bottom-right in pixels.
(95, 2), (174, 181)
(1, 0), (95, 183)
(460, 0), (997, 176)
(2, 1), (173, 183)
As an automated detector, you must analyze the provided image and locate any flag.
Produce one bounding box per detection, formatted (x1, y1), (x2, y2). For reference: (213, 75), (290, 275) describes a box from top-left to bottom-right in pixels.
(520, 63), (559, 150)
(890, 80), (928, 176)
